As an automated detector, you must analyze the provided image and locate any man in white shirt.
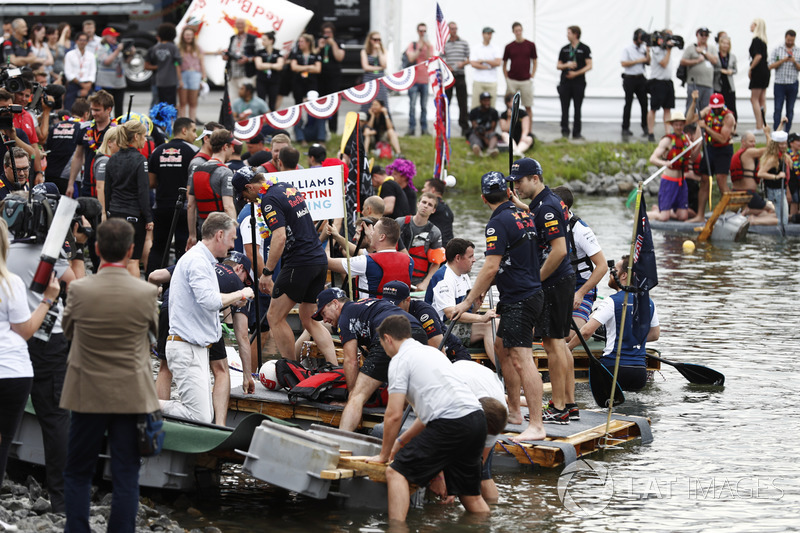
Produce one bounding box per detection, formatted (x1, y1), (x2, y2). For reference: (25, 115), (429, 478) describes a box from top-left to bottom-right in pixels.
(160, 213), (253, 423)
(367, 315), (490, 521)
(469, 27), (502, 109)
(424, 238), (497, 364)
(63, 32), (97, 111)
(82, 19), (103, 56)
(620, 28), (650, 139)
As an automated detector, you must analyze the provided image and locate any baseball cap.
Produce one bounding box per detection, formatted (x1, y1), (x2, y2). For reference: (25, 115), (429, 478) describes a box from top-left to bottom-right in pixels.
(479, 91), (492, 100)
(195, 129), (213, 141)
(697, 27), (711, 35)
(32, 182), (60, 197)
(481, 171), (508, 195)
(307, 143), (327, 160)
(101, 27), (120, 37)
(227, 251), (253, 283)
(771, 130), (788, 143)
(709, 93), (725, 108)
(788, 132), (800, 143)
(312, 287), (347, 321)
(227, 134), (243, 146)
(482, 27), (495, 33)
(231, 166), (255, 197)
(508, 157), (543, 181)
(381, 281), (410, 304)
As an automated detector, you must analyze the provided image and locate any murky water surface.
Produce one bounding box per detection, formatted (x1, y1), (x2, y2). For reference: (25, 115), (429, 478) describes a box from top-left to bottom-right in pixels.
(168, 195), (800, 532)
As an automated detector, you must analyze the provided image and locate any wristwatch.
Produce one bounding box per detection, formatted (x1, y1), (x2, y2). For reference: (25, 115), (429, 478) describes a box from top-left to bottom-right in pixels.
(262, 267), (274, 276)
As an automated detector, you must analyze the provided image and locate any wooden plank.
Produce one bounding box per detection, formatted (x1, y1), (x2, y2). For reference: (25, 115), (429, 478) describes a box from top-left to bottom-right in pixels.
(320, 468), (355, 480)
(338, 456), (389, 483)
(699, 191), (753, 242)
(230, 397), (383, 429)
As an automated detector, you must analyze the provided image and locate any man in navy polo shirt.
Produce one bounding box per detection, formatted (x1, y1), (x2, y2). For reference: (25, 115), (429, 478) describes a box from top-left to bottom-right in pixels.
(312, 287), (428, 431)
(453, 171), (546, 442)
(257, 178), (335, 364)
(508, 158), (577, 424)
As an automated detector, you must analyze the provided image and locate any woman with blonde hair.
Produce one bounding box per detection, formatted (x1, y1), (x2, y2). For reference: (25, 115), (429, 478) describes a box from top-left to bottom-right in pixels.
(104, 121), (152, 277)
(360, 31), (389, 111)
(91, 126), (122, 222)
(0, 218), (60, 487)
(289, 33), (321, 105)
(178, 26), (206, 121)
(757, 129), (791, 226)
(749, 18), (770, 129)
(715, 35), (738, 122)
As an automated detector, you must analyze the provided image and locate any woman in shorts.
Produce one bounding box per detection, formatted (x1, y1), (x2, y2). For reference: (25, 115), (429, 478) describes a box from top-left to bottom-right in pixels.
(178, 26), (205, 121)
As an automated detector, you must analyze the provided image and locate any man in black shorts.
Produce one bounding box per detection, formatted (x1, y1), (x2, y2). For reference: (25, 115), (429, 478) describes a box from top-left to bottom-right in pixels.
(312, 288), (427, 432)
(508, 158), (578, 424)
(257, 178), (335, 362)
(453, 171), (546, 442)
(366, 315), (490, 521)
(150, 252), (255, 425)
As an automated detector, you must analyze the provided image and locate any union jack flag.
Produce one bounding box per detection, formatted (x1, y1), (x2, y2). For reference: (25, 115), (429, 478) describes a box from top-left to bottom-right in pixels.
(435, 3), (450, 55)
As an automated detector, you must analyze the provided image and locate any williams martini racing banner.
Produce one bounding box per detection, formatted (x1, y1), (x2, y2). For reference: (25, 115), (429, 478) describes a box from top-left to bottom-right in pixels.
(265, 165), (345, 222)
(176, 0), (313, 87)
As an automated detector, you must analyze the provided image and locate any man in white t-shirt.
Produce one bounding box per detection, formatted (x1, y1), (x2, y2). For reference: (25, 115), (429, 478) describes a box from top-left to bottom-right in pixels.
(552, 187), (608, 345)
(469, 27), (503, 109)
(367, 315), (490, 521)
(424, 238), (497, 364)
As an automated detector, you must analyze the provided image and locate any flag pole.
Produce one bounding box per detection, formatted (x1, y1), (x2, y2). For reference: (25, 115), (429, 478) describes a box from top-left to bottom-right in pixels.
(603, 182), (643, 446)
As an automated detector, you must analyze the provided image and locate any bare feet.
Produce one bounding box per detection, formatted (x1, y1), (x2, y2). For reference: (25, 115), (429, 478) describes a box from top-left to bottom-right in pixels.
(510, 425), (547, 443)
(507, 412), (524, 426)
(686, 216), (705, 223)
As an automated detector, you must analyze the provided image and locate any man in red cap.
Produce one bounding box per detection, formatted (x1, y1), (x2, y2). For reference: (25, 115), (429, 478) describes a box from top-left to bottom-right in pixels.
(96, 27), (130, 117)
(686, 89), (736, 221)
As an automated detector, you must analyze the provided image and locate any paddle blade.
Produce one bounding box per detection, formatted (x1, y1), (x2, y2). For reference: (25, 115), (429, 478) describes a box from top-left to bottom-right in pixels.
(674, 362), (725, 386)
(625, 187), (638, 208)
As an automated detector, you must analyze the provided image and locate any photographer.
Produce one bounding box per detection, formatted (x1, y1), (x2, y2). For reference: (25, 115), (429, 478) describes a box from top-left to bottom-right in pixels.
(0, 147), (30, 199)
(0, 89), (35, 164)
(96, 27), (133, 118)
(620, 29), (650, 139)
(680, 27), (717, 113)
(648, 30), (677, 136)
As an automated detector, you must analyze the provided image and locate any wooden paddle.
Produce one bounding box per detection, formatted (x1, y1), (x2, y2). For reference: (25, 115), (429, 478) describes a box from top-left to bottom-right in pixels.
(647, 353), (725, 385)
(570, 317), (624, 407)
(508, 91), (521, 189)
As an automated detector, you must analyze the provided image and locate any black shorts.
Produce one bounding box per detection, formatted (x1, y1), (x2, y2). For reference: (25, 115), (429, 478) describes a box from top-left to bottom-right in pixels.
(745, 190), (768, 210)
(481, 446), (495, 481)
(109, 212), (147, 260)
(536, 274), (576, 339)
(496, 291), (543, 348)
(360, 327), (427, 382)
(248, 291), (271, 333)
(647, 79), (675, 110)
(390, 410), (486, 496)
(700, 144), (734, 176)
(272, 263), (327, 304)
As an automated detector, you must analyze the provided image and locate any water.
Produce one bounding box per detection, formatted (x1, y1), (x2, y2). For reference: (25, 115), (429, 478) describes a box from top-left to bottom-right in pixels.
(168, 195), (800, 532)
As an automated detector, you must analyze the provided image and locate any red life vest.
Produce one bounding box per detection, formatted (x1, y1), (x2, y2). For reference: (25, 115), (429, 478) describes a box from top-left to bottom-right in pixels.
(402, 215), (434, 279)
(730, 147), (745, 181)
(704, 108), (731, 147)
(88, 154), (107, 198)
(357, 251), (413, 298)
(192, 160), (226, 219)
(665, 133), (690, 173)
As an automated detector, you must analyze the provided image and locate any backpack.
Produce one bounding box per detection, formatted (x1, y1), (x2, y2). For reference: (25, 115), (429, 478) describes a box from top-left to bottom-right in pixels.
(274, 358), (309, 390)
(289, 365), (348, 403)
(676, 64), (687, 87)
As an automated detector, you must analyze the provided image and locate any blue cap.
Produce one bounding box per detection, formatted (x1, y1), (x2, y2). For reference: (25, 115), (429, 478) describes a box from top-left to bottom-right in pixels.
(312, 287), (347, 320)
(227, 251), (253, 283)
(32, 182), (60, 197)
(231, 166), (256, 197)
(508, 158), (543, 181)
(481, 171), (508, 195)
(381, 281), (410, 303)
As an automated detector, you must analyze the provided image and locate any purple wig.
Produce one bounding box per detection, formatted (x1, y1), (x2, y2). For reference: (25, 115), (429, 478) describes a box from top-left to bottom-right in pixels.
(385, 158), (417, 190)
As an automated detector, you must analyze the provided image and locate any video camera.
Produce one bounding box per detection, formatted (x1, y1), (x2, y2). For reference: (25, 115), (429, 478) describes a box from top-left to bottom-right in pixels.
(1, 187), (101, 243)
(0, 104), (23, 130)
(642, 31), (684, 50)
(0, 66), (65, 113)
(121, 38), (136, 57)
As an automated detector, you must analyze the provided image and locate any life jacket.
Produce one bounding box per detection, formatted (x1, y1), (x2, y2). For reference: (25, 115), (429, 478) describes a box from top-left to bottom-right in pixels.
(192, 159), (226, 219)
(289, 366), (348, 403)
(665, 133), (690, 173)
(274, 358), (309, 390)
(356, 251), (413, 299)
(138, 137), (155, 160)
(704, 108), (731, 147)
(88, 154), (108, 198)
(401, 215), (445, 279)
(567, 215), (594, 281)
(606, 291), (653, 367)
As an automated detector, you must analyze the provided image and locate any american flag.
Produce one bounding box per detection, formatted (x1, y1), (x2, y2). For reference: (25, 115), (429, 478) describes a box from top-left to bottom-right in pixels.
(435, 3), (450, 55)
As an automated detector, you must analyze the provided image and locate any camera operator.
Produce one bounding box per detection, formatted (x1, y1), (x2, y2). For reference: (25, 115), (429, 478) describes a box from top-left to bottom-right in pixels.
(12, 81), (45, 179)
(96, 28), (133, 118)
(0, 147), (30, 199)
(620, 29), (650, 139)
(648, 30), (677, 136)
(4, 188), (78, 514)
(681, 27), (717, 114)
(0, 89), (35, 162)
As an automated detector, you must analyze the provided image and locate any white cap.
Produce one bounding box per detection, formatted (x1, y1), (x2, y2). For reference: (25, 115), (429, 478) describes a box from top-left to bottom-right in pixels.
(771, 130), (788, 142)
(195, 129), (213, 141)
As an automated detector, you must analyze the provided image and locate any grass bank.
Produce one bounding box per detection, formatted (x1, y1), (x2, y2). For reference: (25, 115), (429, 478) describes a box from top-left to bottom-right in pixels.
(329, 134), (656, 192)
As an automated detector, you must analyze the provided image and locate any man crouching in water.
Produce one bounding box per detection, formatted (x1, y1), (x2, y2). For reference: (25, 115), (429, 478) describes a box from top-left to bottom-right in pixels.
(367, 315), (491, 522)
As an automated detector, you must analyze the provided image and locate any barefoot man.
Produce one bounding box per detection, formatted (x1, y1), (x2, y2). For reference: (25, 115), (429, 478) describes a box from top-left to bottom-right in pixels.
(453, 171), (546, 442)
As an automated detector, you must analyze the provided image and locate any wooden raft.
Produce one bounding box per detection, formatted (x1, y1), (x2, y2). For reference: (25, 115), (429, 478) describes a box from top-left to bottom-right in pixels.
(229, 397), (385, 429)
(493, 417), (647, 468)
(697, 191), (753, 241)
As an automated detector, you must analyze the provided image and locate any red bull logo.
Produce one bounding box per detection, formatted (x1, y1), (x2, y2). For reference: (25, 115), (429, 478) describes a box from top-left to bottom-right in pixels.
(221, 12), (262, 37)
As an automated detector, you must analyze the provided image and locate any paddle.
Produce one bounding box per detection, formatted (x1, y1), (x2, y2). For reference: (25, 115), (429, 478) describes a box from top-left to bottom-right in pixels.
(625, 136), (702, 207)
(399, 318), (460, 427)
(570, 317), (624, 408)
(508, 91), (521, 189)
(648, 353), (725, 385)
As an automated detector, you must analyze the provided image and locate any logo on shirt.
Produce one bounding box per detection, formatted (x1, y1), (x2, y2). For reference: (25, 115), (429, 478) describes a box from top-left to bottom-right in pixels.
(545, 220), (558, 228)
(264, 205), (273, 212)
(545, 212), (555, 221)
(486, 227), (495, 236)
(486, 236), (497, 242)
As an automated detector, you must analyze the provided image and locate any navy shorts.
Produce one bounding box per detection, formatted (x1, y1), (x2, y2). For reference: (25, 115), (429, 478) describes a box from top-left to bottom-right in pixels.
(536, 274), (576, 339)
(701, 144), (733, 176)
(272, 263), (327, 304)
(496, 292), (543, 348)
(390, 410), (487, 496)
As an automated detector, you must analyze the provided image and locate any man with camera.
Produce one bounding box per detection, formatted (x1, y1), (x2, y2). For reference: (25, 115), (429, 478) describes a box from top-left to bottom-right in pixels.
(681, 27), (717, 113)
(648, 30), (678, 137)
(97, 27), (134, 118)
(620, 29), (650, 140)
(0, 89), (35, 166)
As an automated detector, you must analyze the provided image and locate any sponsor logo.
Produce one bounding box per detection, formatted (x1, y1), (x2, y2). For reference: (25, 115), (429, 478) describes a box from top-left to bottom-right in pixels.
(487, 242), (496, 250)
(486, 227), (496, 236)
(549, 226), (559, 234)
(486, 236), (497, 242)
(545, 212), (555, 221)
(265, 211), (277, 218)
(421, 314), (429, 322)
(264, 205), (273, 212)
(545, 220), (558, 228)
(296, 207), (309, 217)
